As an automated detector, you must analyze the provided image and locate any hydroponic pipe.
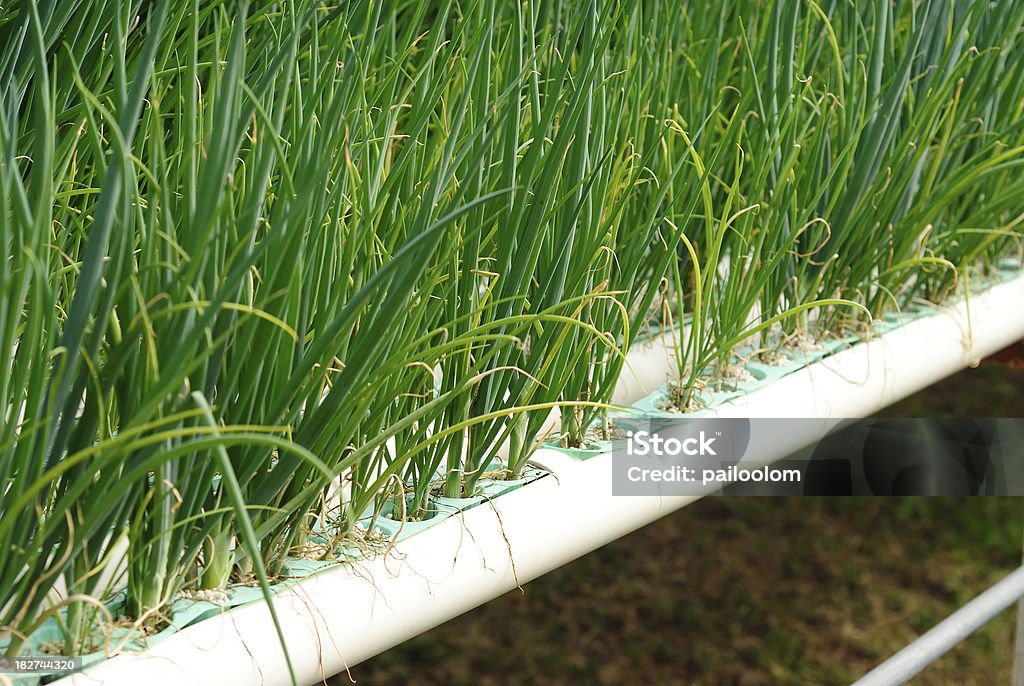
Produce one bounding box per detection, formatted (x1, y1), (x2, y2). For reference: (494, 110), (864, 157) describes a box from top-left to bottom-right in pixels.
(53, 272), (1024, 686)
(851, 565), (1024, 686)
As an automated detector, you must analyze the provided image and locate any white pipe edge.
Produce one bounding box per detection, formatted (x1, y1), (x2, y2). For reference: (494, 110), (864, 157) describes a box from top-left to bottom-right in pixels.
(52, 271), (1024, 686)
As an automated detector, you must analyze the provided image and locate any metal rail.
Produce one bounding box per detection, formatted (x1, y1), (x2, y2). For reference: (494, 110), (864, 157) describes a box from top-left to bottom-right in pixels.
(853, 565), (1024, 686)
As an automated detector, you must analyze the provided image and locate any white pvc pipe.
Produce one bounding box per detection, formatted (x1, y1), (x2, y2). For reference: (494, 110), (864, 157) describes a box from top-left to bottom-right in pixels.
(53, 272), (1024, 686)
(612, 328), (679, 405)
(710, 273), (1024, 418)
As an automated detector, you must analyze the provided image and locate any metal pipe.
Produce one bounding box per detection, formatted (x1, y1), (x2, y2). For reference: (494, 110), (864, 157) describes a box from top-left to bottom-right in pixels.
(1011, 529), (1024, 686)
(853, 565), (1024, 686)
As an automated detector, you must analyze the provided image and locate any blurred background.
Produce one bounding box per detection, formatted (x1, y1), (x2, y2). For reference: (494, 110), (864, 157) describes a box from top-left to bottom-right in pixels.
(341, 357), (1024, 685)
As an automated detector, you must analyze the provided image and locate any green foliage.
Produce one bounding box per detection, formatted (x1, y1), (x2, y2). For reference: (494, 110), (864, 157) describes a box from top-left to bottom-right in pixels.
(1, 0), (1021, 665)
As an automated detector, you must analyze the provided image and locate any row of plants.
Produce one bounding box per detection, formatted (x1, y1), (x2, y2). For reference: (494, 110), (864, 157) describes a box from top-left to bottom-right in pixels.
(2, 0), (1022, 673)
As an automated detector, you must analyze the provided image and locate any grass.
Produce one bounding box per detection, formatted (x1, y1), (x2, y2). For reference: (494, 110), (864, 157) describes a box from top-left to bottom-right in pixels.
(0, 0), (1022, 672)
